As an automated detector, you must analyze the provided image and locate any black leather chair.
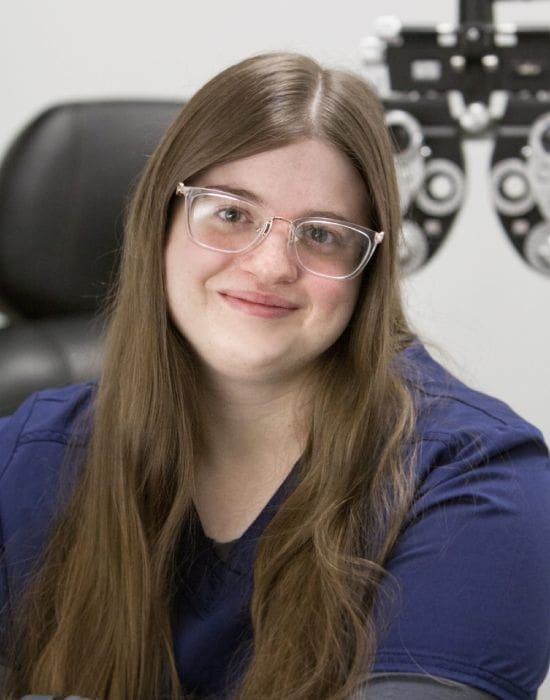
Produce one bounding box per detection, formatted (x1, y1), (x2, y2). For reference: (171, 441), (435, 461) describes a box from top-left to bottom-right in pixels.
(0, 100), (183, 416)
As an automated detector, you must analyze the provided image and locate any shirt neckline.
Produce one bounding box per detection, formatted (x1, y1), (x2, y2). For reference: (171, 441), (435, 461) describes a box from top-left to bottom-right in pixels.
(191, 458), (300, 576)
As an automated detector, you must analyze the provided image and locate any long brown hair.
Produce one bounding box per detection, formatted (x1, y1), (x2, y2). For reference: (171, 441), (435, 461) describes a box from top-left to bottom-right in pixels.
(8, 53), (416, 699)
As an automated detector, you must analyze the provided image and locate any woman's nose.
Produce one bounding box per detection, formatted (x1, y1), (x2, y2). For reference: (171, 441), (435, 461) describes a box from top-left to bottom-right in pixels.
(238, 218), (299, 283)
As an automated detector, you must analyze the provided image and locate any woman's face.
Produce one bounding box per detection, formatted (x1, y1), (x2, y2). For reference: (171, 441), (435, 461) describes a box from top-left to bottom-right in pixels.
(164, 138), (371, 388)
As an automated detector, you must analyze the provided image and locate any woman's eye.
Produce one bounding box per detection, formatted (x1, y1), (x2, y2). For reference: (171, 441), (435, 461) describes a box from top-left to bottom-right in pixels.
(304, 226), (337, 245)
(317, 228), (333, 244)
(217, 206), (244, 223)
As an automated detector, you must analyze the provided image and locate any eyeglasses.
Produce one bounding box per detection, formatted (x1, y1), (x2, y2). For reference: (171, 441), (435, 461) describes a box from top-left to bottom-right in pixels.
(175, 183), (384, 280)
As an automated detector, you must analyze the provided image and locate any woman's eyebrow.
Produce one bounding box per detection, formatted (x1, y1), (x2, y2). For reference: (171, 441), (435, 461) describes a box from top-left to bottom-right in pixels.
(202, 184), (360, 223)
(300, 209), (355, 222)
(202, 184), (264, 205)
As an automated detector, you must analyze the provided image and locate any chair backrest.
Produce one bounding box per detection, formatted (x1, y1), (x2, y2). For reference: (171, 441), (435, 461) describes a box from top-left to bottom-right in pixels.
(0, 100), (183, 415)
(0, 100), (183, 318)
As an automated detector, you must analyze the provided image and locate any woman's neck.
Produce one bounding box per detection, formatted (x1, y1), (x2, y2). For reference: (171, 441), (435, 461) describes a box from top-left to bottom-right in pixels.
(201, 373), (308, 476)
(193, 372), (310, 542)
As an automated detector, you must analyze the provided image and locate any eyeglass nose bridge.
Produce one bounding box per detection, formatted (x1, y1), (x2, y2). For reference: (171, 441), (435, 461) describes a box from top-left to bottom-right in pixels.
(260, 216), (297, 244)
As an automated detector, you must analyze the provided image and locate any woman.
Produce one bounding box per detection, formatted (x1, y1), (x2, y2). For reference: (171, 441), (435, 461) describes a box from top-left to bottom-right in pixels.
(0, 53), (549, 700)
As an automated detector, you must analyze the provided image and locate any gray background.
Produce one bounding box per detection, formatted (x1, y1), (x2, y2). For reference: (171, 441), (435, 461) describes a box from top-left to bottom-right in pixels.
(1, 1), (549, 695)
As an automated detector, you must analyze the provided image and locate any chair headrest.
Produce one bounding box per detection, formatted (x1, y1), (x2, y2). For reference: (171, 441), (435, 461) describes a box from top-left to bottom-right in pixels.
(0, 100), (182, 318)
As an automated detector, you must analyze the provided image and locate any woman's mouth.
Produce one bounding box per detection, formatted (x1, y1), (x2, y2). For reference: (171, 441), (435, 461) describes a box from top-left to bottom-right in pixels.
(218, 290), (299, 318)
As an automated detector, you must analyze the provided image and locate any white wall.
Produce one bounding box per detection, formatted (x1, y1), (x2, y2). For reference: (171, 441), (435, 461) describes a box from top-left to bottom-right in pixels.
(1, 1), (549, 695)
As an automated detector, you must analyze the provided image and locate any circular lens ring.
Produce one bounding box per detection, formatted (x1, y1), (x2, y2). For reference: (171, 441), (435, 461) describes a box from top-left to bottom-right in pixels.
(399, 220), (429, 275)
(491, 158), (535, 218)
(416, 159), (465, 217)
(524, 222), (550, 276)
(385, 110), (424, 161)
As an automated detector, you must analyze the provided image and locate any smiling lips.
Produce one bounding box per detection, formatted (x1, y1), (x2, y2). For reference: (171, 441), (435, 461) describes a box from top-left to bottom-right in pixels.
(218, 290), (299, 318)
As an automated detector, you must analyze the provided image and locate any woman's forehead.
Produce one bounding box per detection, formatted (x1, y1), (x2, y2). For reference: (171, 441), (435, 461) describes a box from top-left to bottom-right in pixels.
(191, 139), (371, 224)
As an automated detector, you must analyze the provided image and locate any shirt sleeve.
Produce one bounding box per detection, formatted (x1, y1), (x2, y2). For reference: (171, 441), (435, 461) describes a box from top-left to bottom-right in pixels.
(373, 425), (550, 700)
(0, 385), (93, 654)
(0, 396), (39, 652)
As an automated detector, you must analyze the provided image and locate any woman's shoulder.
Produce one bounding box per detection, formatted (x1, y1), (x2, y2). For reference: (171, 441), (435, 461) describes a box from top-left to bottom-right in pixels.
(0, 382), (96, 523)
(400, 341), (548, 460)
(0, 382), (96, 473)
(0, 383), (96, 608)
(377, 343), (550, 697)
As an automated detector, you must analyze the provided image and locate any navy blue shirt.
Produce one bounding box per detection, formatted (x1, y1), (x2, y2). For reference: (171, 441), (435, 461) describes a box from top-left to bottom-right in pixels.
(1, 343), (549, 699)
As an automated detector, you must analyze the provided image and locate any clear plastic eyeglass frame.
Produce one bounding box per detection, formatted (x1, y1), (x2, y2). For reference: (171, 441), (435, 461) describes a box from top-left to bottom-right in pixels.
(174, 182), (385, 280)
